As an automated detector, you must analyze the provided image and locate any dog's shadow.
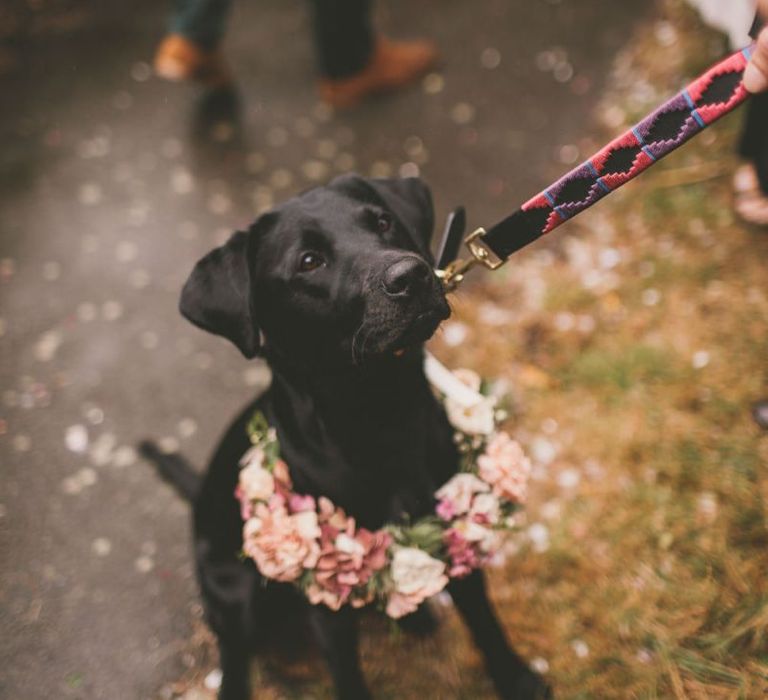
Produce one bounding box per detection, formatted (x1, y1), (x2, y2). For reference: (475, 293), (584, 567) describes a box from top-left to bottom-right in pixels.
(187, 86), (246, 175)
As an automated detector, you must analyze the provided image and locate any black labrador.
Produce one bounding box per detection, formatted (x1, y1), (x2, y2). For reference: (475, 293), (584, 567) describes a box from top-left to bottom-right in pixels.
(144, 174), (550, 699)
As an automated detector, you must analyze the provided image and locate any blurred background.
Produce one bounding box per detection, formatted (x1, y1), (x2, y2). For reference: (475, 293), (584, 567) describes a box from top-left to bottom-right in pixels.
(1, 0), (766, 698)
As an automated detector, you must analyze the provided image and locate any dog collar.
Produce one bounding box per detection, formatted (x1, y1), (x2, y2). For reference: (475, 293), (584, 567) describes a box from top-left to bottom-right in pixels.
(437, 44), (756, 290)
(235, 361), (530, 617)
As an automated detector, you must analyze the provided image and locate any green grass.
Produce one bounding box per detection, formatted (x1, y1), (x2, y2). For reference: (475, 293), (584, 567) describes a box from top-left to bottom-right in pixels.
(426, 2), (768, 697)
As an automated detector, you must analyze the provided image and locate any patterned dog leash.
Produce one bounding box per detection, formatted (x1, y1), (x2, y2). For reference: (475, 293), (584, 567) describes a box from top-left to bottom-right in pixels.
(437, 44), (757, 290)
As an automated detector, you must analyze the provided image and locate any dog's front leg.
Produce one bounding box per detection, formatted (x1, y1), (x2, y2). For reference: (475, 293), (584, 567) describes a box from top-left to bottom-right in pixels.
(448, 569), (552, 699)
(198, 560), (256, 700)
(216, 627), (251, 700)
(308, 604), (370, 700)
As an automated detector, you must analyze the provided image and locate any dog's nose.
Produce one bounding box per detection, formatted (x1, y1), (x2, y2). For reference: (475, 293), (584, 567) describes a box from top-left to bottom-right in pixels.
(383, 257), (432, 298)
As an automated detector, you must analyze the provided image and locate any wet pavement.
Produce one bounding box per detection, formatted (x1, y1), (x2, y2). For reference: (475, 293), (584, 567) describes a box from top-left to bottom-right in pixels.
(0, 1), (648, 698)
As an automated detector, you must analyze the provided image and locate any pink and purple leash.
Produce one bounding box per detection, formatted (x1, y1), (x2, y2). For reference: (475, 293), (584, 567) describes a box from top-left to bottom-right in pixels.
(438, 44), (757, 288)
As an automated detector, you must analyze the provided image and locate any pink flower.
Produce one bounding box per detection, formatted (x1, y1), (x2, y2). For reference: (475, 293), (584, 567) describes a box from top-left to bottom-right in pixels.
(435, 498), (456, 521)
(272, 459), (292, 488)
(444, 529), (477, 578)
(306, 506), (392, 611)
(385, 547), (448, 618)
(477, 432), (531, 504)
(288, 493), (316, 513)
(234, 485), (253, 520)
(242, 503), (320, 582)
(469, 492), (501, 525)
(435, 473), (489, 516)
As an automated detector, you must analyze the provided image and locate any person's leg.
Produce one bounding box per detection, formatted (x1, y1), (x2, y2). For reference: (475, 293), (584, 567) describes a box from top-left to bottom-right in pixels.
(735, 93), (768, 225)
(155, 0), (234, 86)
(170, 0), (235, 51)
(739, 92), (768, 192)
(734, 15), (768, 224)
(311, 0), (438, 108)
(311, 0), (374, 79)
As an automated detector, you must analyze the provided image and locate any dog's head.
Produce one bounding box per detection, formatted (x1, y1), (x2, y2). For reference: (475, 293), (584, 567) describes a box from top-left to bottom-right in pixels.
(179, 174), (450, 366)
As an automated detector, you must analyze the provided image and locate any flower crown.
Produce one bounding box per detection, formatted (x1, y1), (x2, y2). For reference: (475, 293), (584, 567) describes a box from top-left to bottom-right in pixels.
(235, 365), (531, 618)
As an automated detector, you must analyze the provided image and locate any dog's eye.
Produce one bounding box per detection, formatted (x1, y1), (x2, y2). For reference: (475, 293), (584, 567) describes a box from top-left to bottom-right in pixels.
(377, 213), (393, 233)
(298, 251), (325, 273)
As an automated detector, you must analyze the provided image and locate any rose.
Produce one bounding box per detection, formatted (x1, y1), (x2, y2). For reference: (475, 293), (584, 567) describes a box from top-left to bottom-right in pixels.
(308, 524), (392, 611)
(445, 396), (497, 436)
(242, 504), (320, 582)
(272, 459), (292, 488)
(288, 493), (316, 513)
(238, 460), (275, 502)
(444, 369), (497, 435)
(444, 527), (480, 578)
(454, 518), (499, 553)
(444, 518), (500, 578)
(390, 547), (447, 597)
(477, 432), (531, 504)
(435, 473), (489, 518)
(385, 547), (448, 618)
(240, 445), (265, 469)
(306, 501), (392, 610)
(469, 492), (501, 525)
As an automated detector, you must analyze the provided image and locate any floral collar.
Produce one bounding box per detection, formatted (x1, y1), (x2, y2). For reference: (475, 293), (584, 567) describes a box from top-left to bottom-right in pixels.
(235, 358), (531, 618)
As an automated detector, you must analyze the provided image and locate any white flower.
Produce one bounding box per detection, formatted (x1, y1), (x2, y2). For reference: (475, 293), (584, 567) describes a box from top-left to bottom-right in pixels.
(239, 460), (275, 502)
(445, 397), (497, 435)
(293, 510), (322, 540)
(440, 368), (497, 436)
(453, 519), (499, 553)
(469, 492), (501, 524)
(386, 547), (449, 618)
(435, 473), (489, 515)
(390, 547), (448, 597)
(240, 445), (265, 468)
(335, 532), (365, 556)
(452, 368), (482, 391)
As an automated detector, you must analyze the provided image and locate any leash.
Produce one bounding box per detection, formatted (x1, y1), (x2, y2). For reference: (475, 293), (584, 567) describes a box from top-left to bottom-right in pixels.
(436, 44), (756, 290)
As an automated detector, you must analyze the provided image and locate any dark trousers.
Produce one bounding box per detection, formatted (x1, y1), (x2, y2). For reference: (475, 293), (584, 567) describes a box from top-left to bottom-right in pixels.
(170, 0), (373, 79)
(739, 92), (768, 194)
(740, 15), (768, 194)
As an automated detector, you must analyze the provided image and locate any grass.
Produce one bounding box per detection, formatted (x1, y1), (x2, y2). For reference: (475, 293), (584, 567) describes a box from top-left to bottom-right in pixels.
(167, 1), (768, 697)
(426, 2), (768, 697)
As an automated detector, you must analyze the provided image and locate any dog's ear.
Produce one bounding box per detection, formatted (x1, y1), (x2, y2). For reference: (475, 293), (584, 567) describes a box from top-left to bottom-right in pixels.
(179, 221), (267, 358)
(368, 177), (435, 261)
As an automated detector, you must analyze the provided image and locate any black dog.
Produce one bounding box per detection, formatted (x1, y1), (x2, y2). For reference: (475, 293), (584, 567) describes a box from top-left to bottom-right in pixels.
(144, 174), (550, 699)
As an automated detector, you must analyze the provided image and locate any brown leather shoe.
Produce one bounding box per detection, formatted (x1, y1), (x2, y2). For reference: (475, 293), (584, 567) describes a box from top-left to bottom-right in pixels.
(154, 34), (231, 88)
(318, 37), (438, 109)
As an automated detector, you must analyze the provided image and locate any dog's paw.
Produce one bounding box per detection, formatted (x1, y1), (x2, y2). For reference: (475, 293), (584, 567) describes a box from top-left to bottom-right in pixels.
(495, 668), (553, 700)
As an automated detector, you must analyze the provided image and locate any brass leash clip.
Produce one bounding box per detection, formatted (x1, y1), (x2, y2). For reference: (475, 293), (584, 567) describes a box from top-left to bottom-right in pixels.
(436, 228), (505, 291)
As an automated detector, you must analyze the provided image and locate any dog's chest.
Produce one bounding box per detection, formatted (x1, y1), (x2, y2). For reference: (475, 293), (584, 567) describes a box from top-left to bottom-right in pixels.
(280, 413), (448, 529)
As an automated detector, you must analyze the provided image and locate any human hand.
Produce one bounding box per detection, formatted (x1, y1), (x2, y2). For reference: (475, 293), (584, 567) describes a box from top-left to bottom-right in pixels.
(744, 0), (768, 92)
